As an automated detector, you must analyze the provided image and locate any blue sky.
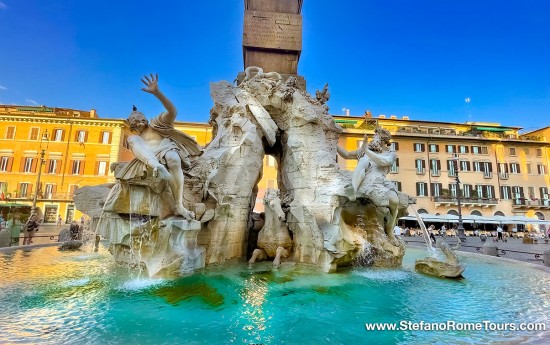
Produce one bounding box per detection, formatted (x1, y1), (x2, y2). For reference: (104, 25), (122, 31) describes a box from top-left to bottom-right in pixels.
(1, 0), (549, 132)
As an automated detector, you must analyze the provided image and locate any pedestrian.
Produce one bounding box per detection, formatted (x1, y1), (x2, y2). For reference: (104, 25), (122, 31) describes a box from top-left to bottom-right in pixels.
(57, 215), (62, 226)
(512, 226), (518, 239)
(428, 225), (436, 246)
(23, 214), (40, 245)
(496, 225), (503, 242)
(440, 224), (446, 237)
(6, 212), (23, 246)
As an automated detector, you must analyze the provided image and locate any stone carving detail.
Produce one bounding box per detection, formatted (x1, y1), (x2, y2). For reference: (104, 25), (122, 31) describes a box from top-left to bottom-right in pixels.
(249, 189), (293, 267)
(76, 69), (414, 276)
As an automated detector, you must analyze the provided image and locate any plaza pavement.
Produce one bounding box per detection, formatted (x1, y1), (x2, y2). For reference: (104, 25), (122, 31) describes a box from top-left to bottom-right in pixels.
(403, 235), (550, 266)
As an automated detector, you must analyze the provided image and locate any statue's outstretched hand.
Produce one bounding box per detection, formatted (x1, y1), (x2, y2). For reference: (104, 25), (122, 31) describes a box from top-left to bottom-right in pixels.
(141, 73), (159, 94)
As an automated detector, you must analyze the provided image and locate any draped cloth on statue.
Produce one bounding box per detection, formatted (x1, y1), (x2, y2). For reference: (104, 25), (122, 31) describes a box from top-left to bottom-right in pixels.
(115, 115), (203, 180)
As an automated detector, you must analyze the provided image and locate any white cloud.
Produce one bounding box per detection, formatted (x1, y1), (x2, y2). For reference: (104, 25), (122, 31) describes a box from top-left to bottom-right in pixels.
(0, 3), (7, 10)
(26, 99), (38, 105)
(0, 84), (6, 90)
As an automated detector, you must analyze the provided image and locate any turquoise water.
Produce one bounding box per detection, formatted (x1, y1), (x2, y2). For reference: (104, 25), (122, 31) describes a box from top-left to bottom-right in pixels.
(1, 245), (549, 344)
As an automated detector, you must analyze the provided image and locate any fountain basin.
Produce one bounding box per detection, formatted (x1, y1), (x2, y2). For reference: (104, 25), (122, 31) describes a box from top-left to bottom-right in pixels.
(1, 245), (548, 344)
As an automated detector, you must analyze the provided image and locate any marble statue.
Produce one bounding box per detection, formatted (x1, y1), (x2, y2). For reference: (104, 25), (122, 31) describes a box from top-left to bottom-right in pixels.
(116, 74), (202, 220)
(336, 128), (400, 243)
(315, 83), (330, 104)
(76, 68), (413, 276)
(415, 239), (465, 278)
(249, 189), (293, 267)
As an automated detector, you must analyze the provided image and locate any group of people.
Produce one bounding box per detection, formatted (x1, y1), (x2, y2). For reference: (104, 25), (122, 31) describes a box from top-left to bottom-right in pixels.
(2, 213), (42, 246)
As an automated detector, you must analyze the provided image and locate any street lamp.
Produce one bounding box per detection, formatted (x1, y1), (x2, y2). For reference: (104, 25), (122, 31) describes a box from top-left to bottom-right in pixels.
(452, 153), (466, 242)
(31, 130), (49, 215)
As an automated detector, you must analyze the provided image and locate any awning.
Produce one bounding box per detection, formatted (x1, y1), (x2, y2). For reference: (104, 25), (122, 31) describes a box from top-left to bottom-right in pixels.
(475, 126), (513, 132)
(0, 203), (31, 207)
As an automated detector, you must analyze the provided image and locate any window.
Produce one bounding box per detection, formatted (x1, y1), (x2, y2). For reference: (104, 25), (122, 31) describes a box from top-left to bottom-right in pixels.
(481, 162), (493, 178)
(76, 130), (87, 143)
(5, 126), (15, 139)
(471, 146), (488, 155)
(69, 184), (79, 197)
(48, 159), (59, 174)
(510, 163), (520, 174)
(97, 161), (107, 176)
(523, 148), (530, 156)
(473, 161), (481, 172)
(72, 160), (82, 175)
(430, 183), (442, 197)
(462, 184), (472, 198)
(0, 156), (10, 172)
(509, 147), (516, 156)
(29, 127), (39, 140)
(458, 145), (469, 154)
(460, 160), (470, 171)
(430, 159), (441, 176)
(540, 187), (549, 201)
(23, 158), (34, 173)
(537, 164), (547, 175)
(501, 186), (511, 200)
(19, 183), (31, 197)
(53, 129), (64, 141)
(415, 159), (425, 174)
(445, 145), (456, 154)
(449, 183), (458, 197)
(390, 142), (399, 151)
(428, 144), (439, 153)
(390, 158), (399, 173)
(416, 182), (427, 197)
(476, 185), (495, 199)
(413, 143), (425, 152)
(512, 186), (524, 201)
(526, 163), (532, 174)
(101, 131), (111, 144)
(447, 160), (457, 176)
(536, 148), (543, 157)
(44, 183), (54, 199)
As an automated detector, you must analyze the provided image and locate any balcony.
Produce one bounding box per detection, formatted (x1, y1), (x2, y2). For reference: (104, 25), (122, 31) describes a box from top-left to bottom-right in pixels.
(512, 198), (550, 209)
(433, 196), (498, 208)
(6, 192), (75, 201)
(483, 171), (493, 179)
(431, 169), (441, 177)
(416, 168), (425, 175)
(498, 172), (509, 180)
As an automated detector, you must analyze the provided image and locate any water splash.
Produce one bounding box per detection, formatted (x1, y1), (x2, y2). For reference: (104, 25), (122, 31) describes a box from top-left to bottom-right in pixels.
(408, 206), (437, 257)
(353, 215), (374, 266)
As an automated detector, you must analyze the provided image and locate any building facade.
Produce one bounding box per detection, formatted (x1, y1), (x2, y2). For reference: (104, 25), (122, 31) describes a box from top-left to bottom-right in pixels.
(334, 115), (550, 223)
(2, 104), (549, 224)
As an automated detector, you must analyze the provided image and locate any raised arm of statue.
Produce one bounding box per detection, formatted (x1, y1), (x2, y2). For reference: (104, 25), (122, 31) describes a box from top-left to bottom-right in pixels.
(362, 148), (396, 167)
(337, 145), (360, 160)
(141, 74), (177, 124)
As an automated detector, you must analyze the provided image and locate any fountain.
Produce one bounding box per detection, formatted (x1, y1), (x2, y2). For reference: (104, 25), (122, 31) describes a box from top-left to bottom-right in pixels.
(1, 2), (549, 343)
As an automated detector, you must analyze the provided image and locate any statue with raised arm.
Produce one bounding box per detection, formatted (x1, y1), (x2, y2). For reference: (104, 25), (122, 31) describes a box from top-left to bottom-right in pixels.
(116, 74), (203, 220)
(337, 127), (400, 242)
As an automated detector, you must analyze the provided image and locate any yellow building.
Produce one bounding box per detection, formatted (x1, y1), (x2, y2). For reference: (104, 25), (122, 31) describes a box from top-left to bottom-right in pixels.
(3, 104), (549, 224)
(334, 114), (550, 223)
(0, 105), (131, 223)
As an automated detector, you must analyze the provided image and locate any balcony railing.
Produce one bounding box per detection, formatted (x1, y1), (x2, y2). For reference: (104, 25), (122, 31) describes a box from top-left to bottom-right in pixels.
(433, 196), (498, 205)
(448, 170), (457, 177)
(499, 172), (509, 180)
(513, 198), (550, 208)
(483, 171), (493, 179)
(416, 168), (425, 175)
(7, 192), (75, 201)
(431, 169), (440, 177)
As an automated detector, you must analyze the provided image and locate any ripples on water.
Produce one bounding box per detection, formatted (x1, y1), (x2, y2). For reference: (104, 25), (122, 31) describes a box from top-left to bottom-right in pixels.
(0, 245), (549, 344)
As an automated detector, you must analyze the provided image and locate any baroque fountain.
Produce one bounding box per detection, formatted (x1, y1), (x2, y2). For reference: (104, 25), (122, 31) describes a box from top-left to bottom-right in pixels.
(1, 2), (549, 343)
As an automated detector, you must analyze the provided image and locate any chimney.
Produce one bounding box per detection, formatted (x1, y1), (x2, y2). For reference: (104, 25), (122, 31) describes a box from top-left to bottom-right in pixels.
(90, 109), (97, 118)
